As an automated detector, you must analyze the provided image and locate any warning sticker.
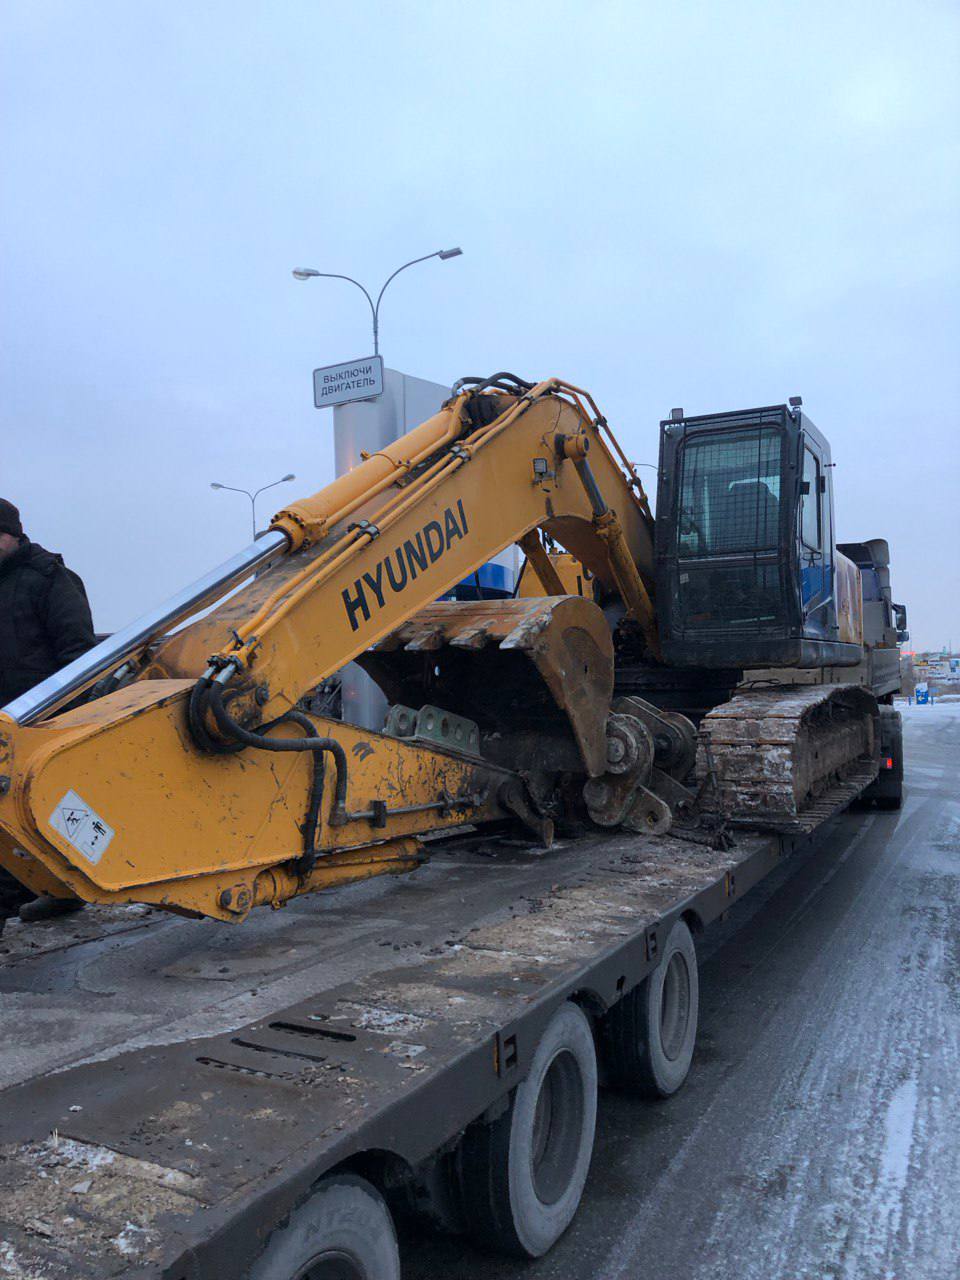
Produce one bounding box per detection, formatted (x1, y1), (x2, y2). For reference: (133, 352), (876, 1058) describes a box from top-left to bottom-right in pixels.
(49, 790), (115, 865)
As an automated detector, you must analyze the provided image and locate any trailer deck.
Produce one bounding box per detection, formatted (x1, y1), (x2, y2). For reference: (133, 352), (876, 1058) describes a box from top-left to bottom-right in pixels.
(0, 825), (791, 1279)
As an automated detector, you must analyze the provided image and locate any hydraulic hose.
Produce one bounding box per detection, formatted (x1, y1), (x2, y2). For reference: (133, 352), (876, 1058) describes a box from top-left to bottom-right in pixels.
(451, 372), (535, 395)
(188, 676), (350, 875)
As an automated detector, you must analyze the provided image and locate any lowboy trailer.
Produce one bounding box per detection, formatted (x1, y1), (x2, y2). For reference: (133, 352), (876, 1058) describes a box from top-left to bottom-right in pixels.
(2, 819), (849, 1279)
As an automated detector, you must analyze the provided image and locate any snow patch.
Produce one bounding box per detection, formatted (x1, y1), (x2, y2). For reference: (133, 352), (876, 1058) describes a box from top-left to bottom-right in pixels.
(877, 1076), (919, 1234)
(41, 1136), (116, 1171)
(112, 1221), (148, 1256)
(0, 1241), (46, 1279)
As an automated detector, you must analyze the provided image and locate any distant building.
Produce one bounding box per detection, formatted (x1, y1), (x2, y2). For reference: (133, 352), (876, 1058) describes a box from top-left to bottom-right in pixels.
(908, 650), (960, 697)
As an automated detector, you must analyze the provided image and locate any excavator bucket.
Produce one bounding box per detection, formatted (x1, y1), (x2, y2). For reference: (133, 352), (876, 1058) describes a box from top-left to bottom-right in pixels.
(358, 596), (615, 778)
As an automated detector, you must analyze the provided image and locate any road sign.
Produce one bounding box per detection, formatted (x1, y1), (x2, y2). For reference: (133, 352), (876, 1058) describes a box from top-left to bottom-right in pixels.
(313, 355), (384, 408)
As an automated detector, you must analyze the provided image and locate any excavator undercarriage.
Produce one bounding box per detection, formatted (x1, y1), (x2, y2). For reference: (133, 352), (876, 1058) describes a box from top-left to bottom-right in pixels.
(698, 683), (880, 833)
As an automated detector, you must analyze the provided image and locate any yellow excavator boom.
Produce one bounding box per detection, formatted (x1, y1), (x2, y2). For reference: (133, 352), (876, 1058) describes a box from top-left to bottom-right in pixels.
(0, 378), (673, 922)
(150, 377), (658, 709)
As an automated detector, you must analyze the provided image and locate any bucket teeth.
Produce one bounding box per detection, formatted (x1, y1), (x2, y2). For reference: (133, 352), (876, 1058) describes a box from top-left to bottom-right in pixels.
(358, 596), (615, 777)
(403, 627), (445, 652)
(449, 626), (492, 650)
(501, 613), (554, 650)
(370, 632), (402, 653)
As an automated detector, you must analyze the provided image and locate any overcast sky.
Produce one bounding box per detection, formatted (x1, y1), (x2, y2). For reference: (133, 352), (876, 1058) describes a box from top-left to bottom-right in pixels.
(2, 1), (958, 650)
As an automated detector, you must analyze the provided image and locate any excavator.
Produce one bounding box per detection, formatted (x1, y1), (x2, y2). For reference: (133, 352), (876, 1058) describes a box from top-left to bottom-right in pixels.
(0, 375), (905, 925)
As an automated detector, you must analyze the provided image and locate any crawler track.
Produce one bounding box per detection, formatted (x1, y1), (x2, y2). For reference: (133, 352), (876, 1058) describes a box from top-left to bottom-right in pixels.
(698, 684), (879, 833)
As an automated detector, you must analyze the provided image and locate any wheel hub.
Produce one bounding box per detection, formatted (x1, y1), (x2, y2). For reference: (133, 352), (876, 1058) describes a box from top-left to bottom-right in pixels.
(531, 1049), (585, 1205)
(660, 951), (691, 1061)
(298, 1250), (367, 1280)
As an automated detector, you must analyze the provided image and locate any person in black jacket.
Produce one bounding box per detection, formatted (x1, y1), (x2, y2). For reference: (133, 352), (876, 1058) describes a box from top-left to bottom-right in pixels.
(0, 498), (95, 922)
(0, 498), (95, 707)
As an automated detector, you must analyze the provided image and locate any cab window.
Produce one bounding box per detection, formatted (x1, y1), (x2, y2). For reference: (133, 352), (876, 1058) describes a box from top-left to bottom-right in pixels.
(800, 448), (821, 550)
(677, 428), (781, 558)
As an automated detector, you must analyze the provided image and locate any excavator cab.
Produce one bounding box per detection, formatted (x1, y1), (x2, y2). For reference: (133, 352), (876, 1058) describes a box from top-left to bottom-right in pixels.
(655, 402), (863, 670)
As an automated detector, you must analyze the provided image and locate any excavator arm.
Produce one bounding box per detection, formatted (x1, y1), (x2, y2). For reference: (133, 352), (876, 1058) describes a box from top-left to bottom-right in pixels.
(151, 375), (659, 709)
(0, 377), (688, 923)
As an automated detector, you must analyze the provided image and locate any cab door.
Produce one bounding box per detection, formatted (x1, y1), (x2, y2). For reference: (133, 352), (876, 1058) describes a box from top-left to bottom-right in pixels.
(798, 435), (832, 635)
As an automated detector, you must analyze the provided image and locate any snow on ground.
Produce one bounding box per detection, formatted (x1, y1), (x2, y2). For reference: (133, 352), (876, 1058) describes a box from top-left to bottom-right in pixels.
(404, 697), (960, 1280)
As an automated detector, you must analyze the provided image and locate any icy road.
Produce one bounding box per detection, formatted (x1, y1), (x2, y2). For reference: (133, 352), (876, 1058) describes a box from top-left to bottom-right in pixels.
(405, 701), (960, 1280)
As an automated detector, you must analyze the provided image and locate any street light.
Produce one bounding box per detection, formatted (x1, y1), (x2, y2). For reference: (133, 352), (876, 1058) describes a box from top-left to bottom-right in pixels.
(292, 248), (463, 356)
(210, 473), (296, 540)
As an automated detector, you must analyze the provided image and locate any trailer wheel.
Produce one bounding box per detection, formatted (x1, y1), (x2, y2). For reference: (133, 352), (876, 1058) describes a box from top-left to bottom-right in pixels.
(602, 918), (699, 1098)
(453, 1001), (597, 1258)
(248, 1175), (399, 1280)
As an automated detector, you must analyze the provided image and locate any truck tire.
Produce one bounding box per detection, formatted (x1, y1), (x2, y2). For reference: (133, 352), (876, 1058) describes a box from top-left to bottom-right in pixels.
(247, 1175), (399, 1280)
(601, 918), (699, 1098)
(452, 1001), (598, 1258)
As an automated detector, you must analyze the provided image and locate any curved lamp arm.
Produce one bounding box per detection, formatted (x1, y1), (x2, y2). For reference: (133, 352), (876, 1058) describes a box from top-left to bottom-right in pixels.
(292, 271), (376, 332)
(373, 250), (462, 354)
(252, 474), (296, 504)
(293, 250), (461, 356)
(212, 475), (295, 539)
(210, 482), (253, 499)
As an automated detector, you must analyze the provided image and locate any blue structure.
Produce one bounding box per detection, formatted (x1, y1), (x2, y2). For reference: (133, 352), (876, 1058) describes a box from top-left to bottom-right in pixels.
(445, 558), (516, 601)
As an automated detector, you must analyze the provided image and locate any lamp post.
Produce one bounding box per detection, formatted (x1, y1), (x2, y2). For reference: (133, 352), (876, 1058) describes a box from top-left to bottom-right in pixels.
(292, 248), (462, 356)
(210, 474), (296, 540)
